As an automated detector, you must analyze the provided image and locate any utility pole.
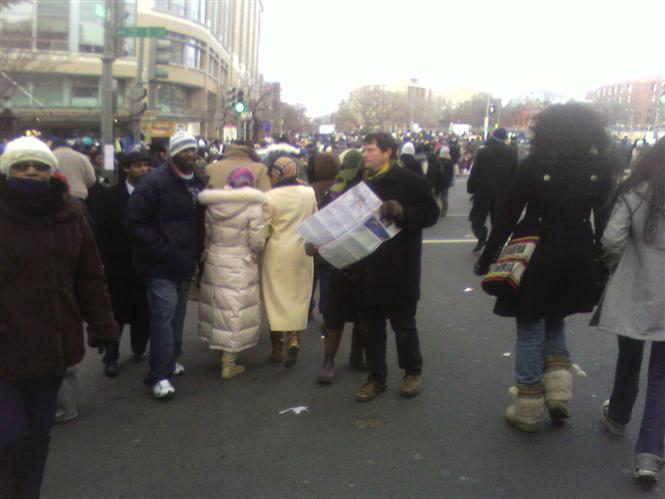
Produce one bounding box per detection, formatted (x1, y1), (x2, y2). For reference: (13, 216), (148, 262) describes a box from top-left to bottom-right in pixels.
(483, 93), (490, 140)
(131, 37), (146, 142)
(101, 0), (117, 151)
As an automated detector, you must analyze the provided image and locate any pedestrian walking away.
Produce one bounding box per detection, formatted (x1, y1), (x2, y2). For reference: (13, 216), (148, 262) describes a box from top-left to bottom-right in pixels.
(594, 137), (665, 484)
(474, 104), (614, 432)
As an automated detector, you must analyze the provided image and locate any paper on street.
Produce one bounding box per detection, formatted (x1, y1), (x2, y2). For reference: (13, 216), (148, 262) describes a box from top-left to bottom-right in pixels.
(296, 182), (400, 269)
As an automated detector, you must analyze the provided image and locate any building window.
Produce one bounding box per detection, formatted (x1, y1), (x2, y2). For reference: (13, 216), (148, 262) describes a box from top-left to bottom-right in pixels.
(79, 0), (104, 53)
(71, 77), (100, 107)
(0, 1), (34, 49)
(220, 1), (231, 49)
(209, 51), (220, 80)
(221, 62), (229, 87)
(154, 0), (185, 16)
(36, 0), (69, 51)
(156, 83), (187, 114)
(167, 33), (204, 69)
(32, 77), (65, 106)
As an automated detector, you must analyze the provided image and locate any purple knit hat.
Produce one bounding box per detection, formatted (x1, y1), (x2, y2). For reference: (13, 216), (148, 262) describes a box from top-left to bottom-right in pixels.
(227, 166), (254, 188)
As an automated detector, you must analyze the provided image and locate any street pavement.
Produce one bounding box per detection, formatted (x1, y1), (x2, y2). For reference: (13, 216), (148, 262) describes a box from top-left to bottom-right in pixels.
(43, 177), (661, 498)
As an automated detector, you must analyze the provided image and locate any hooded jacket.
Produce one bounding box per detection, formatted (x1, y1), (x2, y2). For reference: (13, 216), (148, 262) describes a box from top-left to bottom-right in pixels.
(206, 144), (271, 191)
(197, 187), (266, 352)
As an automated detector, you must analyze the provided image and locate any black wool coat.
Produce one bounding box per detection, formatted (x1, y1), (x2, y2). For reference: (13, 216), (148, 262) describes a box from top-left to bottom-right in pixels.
(478, 154), (614, 320)
(467, 138), (519, 223)
(125, 162), (208, 281)
(96, 182), (149, 324)
(354, 165), (440, 307)
(0, 177), (118, 380)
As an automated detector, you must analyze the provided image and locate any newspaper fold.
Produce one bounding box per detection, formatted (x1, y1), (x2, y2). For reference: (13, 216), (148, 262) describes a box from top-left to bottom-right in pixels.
(296, 182), (400, 269)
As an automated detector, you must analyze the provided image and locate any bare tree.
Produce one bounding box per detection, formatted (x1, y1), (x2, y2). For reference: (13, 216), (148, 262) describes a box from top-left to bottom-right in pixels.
(335, 86), (407, 132)
(1, 48), (59, 103)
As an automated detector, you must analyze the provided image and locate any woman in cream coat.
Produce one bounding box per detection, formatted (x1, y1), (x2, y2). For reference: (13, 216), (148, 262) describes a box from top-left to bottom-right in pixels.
(198, 167), (266, 379)
(262, 156), (316, 367)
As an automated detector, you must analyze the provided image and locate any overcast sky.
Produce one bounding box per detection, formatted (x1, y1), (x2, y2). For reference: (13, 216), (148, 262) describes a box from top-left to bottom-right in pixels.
(259, 0), (665, 117)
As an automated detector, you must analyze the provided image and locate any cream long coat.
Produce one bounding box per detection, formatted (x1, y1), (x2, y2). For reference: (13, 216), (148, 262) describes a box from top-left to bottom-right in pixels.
(198, 187), (266, 352)
(261, 184), (316, 331)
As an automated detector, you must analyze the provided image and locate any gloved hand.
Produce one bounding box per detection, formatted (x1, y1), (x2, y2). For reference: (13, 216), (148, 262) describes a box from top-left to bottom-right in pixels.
(474, 260), (490, 276)
(304, 242), (319, 256)
(379, 200), (404, 222)
(95, 340), (118, 355)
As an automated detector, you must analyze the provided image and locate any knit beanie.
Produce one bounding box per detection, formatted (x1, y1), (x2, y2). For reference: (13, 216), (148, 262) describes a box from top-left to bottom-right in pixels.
(438, 146), (451, 159)
(0, 136), (59, 175)
(400, 142), (415, 156)
(227, 166), (254, 188)
(168, 131), (197, 157)
(493, 128), (508, 141)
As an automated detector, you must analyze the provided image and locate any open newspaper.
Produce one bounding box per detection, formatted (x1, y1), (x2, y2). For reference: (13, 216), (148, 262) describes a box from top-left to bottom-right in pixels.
(296, 182), (400, 269)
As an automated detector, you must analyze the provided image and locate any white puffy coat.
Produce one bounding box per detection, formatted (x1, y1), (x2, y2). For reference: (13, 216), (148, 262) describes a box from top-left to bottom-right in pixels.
(198, 187), (266, 352)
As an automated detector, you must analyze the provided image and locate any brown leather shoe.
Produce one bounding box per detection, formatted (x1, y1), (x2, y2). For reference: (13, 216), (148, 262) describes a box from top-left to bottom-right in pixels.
(399, 375), (423, 398)
(355, 380), (386, 402)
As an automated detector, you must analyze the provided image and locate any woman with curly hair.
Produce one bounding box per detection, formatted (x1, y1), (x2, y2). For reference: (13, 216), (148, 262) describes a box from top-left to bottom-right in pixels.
(596, 137), (665, 483)
(474, 103), (614, 432)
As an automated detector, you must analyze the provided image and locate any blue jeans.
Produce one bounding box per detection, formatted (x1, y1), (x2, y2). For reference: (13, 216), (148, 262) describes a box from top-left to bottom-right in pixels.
(515, 317), (569, 385)
(143, 277), (191, 386)
(608, 336), (665, 458)
(0, 376), (62, 499)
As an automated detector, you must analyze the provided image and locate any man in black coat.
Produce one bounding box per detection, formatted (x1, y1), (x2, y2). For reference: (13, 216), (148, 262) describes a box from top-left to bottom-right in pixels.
(96, 150), (151, 378)
(467, 128), (518, 252)
(354, 133), (439, 402)
(125, 131), (208, 400)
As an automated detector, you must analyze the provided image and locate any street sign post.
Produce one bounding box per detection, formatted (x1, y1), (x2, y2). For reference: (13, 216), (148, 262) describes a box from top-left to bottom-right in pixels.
(117, 26), (167, 38)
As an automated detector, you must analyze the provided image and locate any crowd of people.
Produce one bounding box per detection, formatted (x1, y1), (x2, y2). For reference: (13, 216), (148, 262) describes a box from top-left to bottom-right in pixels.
(1, 102), (665, 496)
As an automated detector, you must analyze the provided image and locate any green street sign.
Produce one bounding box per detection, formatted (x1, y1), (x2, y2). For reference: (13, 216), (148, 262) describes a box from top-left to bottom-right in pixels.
(117, 26), (168, 38)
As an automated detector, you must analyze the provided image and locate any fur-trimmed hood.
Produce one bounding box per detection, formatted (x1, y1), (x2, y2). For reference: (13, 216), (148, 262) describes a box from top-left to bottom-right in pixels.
(199, 186), (266, 220)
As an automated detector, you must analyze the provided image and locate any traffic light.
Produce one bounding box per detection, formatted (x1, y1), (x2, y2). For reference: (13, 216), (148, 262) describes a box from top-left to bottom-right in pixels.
(234, 90), (247, 114)
(489, 103), (497, 115)
(226, 87), (237, 111)
(148, 39), (171, 81)
(128, 86), (147, 117)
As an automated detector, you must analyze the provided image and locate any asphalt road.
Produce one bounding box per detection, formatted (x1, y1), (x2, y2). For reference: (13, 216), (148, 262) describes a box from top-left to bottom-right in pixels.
(43, 177), (661, 498)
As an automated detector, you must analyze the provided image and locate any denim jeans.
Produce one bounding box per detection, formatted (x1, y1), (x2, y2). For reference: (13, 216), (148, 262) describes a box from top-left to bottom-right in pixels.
(608, 336), (665, 458)
(0, 376), (62, 499)
(362, 303), (423, 384)
(515, 317), (569, 385)
(143, 277), (191, 386)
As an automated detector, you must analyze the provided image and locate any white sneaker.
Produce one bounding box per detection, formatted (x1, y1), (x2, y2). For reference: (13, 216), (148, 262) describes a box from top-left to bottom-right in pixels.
(172, 362), (185, 376)
(152, 379), (175, 400)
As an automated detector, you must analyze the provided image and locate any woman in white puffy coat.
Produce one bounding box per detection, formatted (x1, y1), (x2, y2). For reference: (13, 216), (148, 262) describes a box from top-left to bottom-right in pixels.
(198, 167), (266, 379)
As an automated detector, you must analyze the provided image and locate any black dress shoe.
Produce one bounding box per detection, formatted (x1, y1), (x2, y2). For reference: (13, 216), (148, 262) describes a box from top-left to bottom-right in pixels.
(104, 362), (120, 378)
(132, 352), (147, 362)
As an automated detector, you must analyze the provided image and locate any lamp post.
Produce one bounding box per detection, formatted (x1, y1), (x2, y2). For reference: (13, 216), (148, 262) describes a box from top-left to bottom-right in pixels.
(0, 96), (16, 141)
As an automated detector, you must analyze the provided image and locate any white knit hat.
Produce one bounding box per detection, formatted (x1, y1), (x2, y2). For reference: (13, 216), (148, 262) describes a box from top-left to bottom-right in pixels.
(0, 136), (59, 175)
(168, 131), (197, 157)
(400, 142), (415, 156)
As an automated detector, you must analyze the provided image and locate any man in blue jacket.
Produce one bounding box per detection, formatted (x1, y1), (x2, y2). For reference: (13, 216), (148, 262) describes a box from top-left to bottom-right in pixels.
(125, 131), (208, 400)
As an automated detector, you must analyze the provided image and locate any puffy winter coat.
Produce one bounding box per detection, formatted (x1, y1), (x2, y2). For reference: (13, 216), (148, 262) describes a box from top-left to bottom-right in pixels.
(0, 177), (118, 380)
(198, 187), (266, 352)
(125, 162), (208, 281)
(597, 185), (665, 341)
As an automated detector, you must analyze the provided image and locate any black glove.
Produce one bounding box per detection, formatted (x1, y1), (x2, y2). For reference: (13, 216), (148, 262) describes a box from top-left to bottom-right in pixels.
(304, 242), (319, 256)
(379, 200), (404, 222)
(474, 260), (490, 276)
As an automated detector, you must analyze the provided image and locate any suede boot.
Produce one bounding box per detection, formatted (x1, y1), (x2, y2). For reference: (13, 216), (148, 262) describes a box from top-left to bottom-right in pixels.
(284, 331), (300, 368)
(221, 351), (245, 379)
(543, 355), (573, 420)
(270, 332), (285, 362)
(318, 329), (342, 385)
(505, 383), (545, 433)
(349, 320), (367, 370)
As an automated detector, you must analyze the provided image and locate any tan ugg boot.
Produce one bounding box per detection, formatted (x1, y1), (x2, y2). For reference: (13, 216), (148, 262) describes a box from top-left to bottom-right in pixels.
(269, 332), (285, 362)
(284, 331), (300, 368)
(543, 355), (573, 420)
(505, 383), (545, 433)
(220, 351), (246, 380)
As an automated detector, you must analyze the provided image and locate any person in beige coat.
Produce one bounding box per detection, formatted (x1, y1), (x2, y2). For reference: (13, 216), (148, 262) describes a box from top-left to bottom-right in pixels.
(51, 139), (96, 200)
(198, 167), (267, 379)
(206, 142), (271, 191)
(262, 156), (316, 367)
